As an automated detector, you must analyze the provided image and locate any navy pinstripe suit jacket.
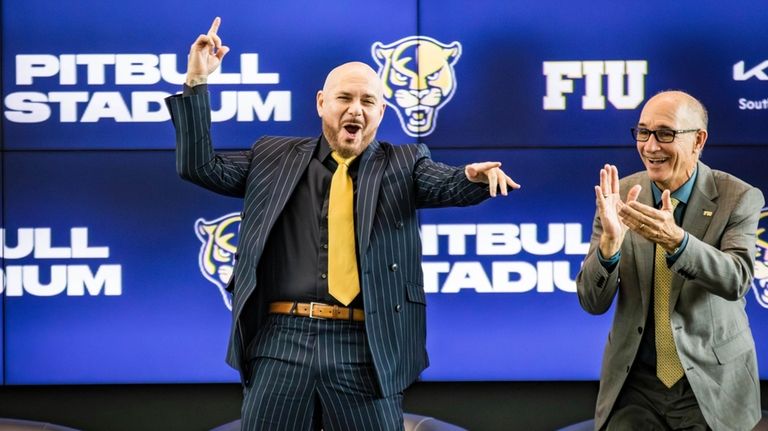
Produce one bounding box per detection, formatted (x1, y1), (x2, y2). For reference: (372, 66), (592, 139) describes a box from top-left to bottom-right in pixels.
(167, 92), (490, 396)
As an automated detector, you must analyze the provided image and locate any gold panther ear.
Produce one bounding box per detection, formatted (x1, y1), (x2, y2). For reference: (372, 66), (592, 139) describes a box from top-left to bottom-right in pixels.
(371, 44), (395, 98)
(196, 220), (212, 237)
(443, 42), (462, 65)
(371, 42), (393, 64)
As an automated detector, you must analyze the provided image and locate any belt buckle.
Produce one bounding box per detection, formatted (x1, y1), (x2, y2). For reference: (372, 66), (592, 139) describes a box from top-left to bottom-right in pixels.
(308, 302), (327, 320)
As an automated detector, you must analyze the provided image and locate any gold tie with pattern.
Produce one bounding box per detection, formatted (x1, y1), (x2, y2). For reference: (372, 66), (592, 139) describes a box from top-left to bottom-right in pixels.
(655, 197), (684, 388)
(328, 151), (360, 305)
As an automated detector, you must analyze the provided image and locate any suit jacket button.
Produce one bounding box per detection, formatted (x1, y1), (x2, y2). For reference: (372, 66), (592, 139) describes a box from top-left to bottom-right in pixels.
(395, 221), (404, 229)
(395, 304), (401, 312)
(637, 327), (643, 334)
(390, 263), (398, 272)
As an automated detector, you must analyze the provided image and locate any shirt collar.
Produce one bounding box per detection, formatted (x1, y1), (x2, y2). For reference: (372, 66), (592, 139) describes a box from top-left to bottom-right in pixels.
(317, 135), (333, 162)
(651, 165), (698, 206)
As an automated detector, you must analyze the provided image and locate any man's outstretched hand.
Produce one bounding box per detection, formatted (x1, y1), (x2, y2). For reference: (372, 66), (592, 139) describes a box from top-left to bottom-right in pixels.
(465, 162), (521, 197)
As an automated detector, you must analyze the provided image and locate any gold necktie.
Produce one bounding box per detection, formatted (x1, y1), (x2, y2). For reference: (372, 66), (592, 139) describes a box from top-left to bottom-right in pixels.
(655, 197), (683, 388)
(328, 152), (360, 305)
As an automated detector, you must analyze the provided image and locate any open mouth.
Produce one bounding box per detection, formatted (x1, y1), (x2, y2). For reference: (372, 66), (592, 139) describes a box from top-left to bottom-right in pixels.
(647, 157), (669, 165)
(343, 124), (362, 136)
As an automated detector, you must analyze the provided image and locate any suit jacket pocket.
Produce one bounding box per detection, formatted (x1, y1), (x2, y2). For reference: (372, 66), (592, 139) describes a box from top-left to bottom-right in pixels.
(405, 281), (426, 305)
(712, 328), (753, 365)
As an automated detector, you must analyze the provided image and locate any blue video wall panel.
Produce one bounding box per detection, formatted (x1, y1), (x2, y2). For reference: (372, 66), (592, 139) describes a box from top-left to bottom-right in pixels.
(2, 0), (768, 384)
(418, 0), (768, 147)
(420, 0), (768, 147)
(2, 151), (239, 383)
(5, 1), (768, 150)
(1, 0), (415, 150)
(419, 147), (768, 380)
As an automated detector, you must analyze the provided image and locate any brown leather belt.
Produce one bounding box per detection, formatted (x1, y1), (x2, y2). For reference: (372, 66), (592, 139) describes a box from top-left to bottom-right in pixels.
(268, 301), (365, 322)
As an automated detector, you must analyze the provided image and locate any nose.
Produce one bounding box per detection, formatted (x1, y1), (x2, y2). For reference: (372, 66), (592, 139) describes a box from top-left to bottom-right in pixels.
(347, 100), (363, 116)
(644, 134), (662, 151)
(409, 89), (430, 100)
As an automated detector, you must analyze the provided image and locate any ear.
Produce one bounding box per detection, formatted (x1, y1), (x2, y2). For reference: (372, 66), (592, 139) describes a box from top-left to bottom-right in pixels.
(694, 129), (708, 153)
(316, 90), (324, 118)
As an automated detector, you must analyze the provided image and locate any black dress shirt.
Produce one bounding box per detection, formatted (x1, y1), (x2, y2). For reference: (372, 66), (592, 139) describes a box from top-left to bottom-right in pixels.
(256, 136), (364, 309)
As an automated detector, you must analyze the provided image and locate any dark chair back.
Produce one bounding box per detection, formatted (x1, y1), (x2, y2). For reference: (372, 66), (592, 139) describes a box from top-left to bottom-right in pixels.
(0, 418), (80, 431)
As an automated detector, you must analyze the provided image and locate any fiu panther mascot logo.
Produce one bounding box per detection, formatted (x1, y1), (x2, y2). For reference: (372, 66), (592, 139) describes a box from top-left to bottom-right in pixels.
(195, 213), (241, 311)
(753, 207), (768, 309)
(372, 36), (462, 137)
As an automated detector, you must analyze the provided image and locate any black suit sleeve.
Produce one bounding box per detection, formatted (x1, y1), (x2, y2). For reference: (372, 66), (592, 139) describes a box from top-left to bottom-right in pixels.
(411, 144), (490, 208)
(165, 91), (252, 197)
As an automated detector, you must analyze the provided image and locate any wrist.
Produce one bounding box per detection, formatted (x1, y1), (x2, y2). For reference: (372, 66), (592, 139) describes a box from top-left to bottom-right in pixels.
(463, 165), (475, 183)
(663, 228), (685, 254)
(599, 234), (621, 258)
(185, 75), (208, 87)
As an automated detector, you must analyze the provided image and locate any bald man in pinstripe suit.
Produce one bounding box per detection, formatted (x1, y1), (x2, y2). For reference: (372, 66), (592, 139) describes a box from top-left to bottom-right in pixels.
(166, 18), (520, 431)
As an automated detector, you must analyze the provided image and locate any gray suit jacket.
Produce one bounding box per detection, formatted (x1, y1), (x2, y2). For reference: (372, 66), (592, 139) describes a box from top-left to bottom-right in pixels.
(166, 91), (490, 396)
(576, 161), (764, 431)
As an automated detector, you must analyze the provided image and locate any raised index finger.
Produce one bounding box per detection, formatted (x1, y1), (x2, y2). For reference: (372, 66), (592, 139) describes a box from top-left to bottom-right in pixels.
(208, 17), (221, 36)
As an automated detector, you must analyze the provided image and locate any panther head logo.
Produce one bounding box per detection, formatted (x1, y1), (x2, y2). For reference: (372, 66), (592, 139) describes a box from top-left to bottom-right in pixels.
(372, 36), (462, 137)
(195, 213), (241, 311)
(753, 207), (768, 309)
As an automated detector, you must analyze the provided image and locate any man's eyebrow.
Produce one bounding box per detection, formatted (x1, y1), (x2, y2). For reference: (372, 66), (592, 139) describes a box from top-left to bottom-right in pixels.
(636, 122), (675, 129)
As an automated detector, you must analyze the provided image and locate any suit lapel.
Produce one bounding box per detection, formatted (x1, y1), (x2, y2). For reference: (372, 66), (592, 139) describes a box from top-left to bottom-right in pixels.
(259, 138), (316, 250)
(680, 162), (717, 244)
(356, 140), (386, 259)
(670, 162), (718, 308)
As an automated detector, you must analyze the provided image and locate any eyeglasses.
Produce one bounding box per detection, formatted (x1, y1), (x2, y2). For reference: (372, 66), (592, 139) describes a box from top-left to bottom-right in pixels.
(630, 127), (699, 143)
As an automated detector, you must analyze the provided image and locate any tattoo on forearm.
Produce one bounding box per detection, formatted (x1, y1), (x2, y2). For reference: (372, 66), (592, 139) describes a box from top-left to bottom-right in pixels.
(186, 77), (208, 87)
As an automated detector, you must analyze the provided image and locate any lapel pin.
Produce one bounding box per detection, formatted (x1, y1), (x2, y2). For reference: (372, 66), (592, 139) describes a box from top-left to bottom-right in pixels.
(703, 210), (713, 217)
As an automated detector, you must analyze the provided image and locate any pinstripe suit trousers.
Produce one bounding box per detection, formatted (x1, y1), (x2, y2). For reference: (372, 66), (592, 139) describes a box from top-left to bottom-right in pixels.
(241, 314), (404, 431)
